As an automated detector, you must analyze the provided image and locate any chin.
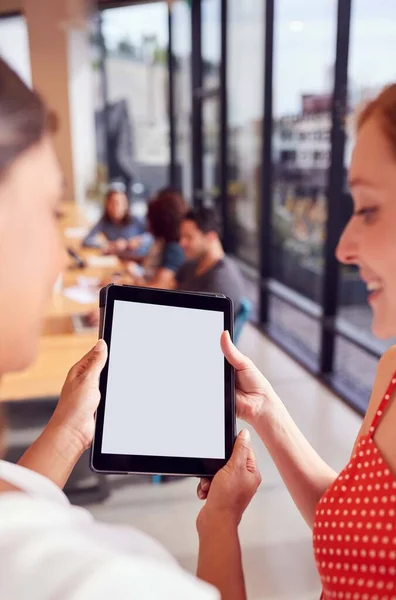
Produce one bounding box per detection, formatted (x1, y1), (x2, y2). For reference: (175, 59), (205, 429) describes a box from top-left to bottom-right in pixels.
(371, 316), (396, 340)
(2, 336), (39, 374)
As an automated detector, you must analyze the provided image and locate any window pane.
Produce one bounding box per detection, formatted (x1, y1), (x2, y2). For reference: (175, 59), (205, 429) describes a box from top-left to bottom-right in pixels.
(338, 0), (396, 351)
(201, 0), (221, 90)
(99, 3), (169, 201)
(202, 96), (220, 203)
(268, 295), (320, 367)
(172, 1), (192, 201)
(271, 0), (337, 304)
(227, 0), (265, 267)
(333, 337), (375, 412)
(0, 15), (31, 85)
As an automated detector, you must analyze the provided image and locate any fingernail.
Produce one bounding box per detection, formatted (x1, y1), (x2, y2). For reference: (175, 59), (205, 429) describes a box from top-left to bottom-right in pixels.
(202, 481), (209, 491)
(95, 339), (106, 352)
(240, 429), (250, 441)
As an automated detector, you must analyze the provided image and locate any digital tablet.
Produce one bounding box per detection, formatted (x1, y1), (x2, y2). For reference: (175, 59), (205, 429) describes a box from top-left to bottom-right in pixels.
(91, 284), (235, 477)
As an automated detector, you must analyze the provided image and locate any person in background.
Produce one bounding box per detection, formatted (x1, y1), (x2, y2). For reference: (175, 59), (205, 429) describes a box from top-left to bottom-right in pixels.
(0, 57), (260, 600)
(178, 207), (244, 312)
(82, 183), (151, 256)
(122, 188), (186, 289)
(86, 188), (187, 327)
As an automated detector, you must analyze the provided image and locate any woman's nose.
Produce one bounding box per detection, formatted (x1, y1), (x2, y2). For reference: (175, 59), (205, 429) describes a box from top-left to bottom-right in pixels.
(336, 220), (358, 265)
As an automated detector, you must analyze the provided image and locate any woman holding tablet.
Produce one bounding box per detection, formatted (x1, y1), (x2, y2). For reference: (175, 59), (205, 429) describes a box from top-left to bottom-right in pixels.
(200, 86), (396, 599)
(0, 59), (260, 599)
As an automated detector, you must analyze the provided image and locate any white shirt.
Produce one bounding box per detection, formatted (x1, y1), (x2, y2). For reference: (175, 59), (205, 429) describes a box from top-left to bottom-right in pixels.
(0, 460), (219, 600)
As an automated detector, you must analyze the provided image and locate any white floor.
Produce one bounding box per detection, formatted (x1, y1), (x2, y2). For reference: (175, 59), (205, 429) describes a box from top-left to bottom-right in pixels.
(88, 324), (363, 600)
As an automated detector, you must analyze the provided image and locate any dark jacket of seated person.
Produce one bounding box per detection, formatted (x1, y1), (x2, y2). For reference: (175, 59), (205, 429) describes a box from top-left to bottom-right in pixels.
(177, 207), (244, 312)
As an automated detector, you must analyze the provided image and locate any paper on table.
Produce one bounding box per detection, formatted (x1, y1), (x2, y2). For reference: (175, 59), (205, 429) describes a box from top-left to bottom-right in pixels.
(87, 255), (119, 268)
(63, 286), (98, 304)
(77, 275), (101, 288)
(64, 227), (88, 239)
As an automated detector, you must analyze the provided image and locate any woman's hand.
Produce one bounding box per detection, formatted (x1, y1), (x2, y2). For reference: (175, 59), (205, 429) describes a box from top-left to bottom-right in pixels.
(221, 331), (279, 424)
(197, 332), (279, 502)
(127, 237), (143, 252)
(197, 430), (261, 530)
(49, 340), (108, 453)
(18, 341), (108, 488)
(125, 261), (140, 278)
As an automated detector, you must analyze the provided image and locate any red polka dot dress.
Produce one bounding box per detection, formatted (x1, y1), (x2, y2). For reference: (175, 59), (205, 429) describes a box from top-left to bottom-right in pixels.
(313, 374), (396, 600)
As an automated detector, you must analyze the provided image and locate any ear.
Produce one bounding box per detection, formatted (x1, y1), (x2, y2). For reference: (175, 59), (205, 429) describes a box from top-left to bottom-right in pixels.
(206, 230), (218, 242)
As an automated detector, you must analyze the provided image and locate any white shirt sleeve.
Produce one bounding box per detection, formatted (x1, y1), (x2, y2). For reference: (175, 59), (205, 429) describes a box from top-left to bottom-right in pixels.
(61, 557), (219, 600)
(0, 494), (219, 600)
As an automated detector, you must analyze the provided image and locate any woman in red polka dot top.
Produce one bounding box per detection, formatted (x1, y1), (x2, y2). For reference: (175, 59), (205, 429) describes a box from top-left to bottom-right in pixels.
(199, 85), (396, 599)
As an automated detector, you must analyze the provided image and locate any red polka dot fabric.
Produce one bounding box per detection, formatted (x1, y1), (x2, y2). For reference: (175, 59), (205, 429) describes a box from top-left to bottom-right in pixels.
(313, 375), (396, 600)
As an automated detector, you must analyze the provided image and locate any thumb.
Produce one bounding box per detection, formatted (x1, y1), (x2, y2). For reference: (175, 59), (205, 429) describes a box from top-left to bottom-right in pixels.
(229, 429), (251, 468)
(83, 339), (108, 378)
(221, 331), (251, 371)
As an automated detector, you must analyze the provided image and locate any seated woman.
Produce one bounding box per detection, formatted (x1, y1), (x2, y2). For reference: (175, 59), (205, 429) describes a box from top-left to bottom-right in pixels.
(87, 188), (186, 326)
(82, 184), (151, 256)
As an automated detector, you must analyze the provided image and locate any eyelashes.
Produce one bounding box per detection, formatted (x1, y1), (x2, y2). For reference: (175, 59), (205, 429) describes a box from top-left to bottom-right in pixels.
(354, 207), (378, 224)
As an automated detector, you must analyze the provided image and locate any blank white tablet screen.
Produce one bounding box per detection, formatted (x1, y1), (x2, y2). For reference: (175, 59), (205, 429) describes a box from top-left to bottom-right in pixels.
(101, 300), (225, 459)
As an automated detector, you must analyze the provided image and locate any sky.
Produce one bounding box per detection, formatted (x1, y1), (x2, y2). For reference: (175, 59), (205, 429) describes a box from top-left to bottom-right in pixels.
(101, 0), (396, 119)
(2, 1), (396, 120)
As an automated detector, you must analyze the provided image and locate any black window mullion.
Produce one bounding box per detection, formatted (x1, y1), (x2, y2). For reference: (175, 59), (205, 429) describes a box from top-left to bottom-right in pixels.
(191, 0), (203, 207)
(219, 0), (229, 251)
(167, 3), (177, 187)
(259, 0), (275, 325)
(319, 0), (352, 374)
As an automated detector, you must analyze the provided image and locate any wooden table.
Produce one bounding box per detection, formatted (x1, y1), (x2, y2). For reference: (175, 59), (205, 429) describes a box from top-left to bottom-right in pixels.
(0, 203), (119, 402)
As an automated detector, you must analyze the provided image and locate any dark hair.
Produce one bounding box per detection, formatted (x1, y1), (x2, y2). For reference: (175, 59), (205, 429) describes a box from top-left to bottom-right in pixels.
(0, 58), (50, 179)
(184, 206), (222, 236)
(147, 188), (186, 243)
(103, 190), (132, 225)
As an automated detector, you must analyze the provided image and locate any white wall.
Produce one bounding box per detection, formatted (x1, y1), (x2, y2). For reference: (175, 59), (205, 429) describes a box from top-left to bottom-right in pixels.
(68, 27), (97, 204)
(0, 15), (31, 85)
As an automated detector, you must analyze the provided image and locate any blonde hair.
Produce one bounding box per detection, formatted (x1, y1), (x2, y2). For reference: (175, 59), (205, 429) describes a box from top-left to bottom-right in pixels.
(357, 85), (396, 155)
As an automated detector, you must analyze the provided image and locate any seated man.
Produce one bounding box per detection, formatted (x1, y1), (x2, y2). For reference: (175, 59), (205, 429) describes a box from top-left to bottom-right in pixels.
(177, 207), (244, 312)
(87, 207), (244, 327)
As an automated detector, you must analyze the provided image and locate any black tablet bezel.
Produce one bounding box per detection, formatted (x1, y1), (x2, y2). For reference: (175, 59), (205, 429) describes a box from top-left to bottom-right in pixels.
(91, 284), (235, 477)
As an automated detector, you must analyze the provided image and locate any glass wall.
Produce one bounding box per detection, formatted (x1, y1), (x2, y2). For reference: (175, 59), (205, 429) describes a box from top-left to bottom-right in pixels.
(171, 1), (192, 202)
(227, 0), (265, 266)
(269, 0), (337, 361)
(96, 3), (169, 204)
(202, 96), (220, 204)
(201, 0), (221, 91)
(92, 0), (396, 413)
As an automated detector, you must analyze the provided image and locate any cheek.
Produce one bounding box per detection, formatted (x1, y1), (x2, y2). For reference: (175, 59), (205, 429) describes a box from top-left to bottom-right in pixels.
(0, 213), (64, 373)
(363, 222), (396, 276)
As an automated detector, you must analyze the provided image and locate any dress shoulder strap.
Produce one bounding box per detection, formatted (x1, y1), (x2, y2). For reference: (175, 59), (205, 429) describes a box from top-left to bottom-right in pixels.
(369, 370), (396, 436)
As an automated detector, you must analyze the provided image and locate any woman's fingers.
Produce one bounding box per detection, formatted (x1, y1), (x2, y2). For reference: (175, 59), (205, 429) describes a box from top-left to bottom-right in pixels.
(221, 331), (251, 371)
(197, 477), (212, 500)
(228, 429), (251, 469)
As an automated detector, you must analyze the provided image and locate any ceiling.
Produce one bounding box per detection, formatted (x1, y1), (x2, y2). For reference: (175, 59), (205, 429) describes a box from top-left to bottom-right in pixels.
(97, 0), (165, 9)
